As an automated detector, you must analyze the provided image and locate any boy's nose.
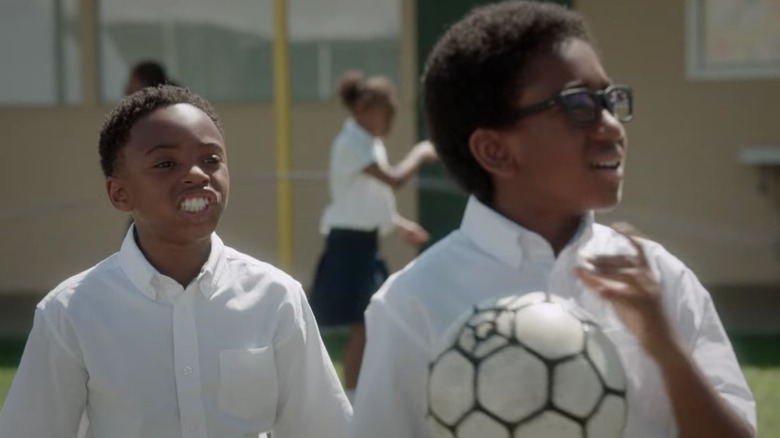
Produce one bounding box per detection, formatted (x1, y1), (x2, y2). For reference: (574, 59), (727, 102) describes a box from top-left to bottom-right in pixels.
(184, 165), (210, 185)
(591, 109), (625, 142)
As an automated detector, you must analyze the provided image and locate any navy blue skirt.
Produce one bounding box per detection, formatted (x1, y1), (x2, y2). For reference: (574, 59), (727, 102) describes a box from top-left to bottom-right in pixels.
(310, 228), (389, 326)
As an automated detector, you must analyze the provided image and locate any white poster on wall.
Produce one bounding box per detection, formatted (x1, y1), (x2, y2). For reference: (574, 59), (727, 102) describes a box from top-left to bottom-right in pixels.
(687, 0), (780, 80)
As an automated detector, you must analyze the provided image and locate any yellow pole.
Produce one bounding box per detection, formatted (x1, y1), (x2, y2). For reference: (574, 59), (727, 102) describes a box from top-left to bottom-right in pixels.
(273, 0), (293, 272)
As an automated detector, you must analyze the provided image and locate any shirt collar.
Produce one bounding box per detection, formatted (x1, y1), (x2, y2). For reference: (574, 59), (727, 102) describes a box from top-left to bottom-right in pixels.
(119, 225), (228, 300)
(344, 118), (374, 145)
(459, 196), (594, 269)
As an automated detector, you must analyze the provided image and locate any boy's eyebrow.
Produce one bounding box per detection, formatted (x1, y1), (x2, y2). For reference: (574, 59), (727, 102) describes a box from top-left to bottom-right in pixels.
(562, 77), (614, 91)
(200, 142), (224, 150)
(144, 142), (223, 155)
(144, 144), (178, 156)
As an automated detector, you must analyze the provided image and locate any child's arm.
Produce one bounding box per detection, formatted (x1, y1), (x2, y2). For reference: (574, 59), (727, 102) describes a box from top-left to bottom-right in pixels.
(349, 295), (431, 438)
(0, 309), (88, 437)
(394, 213), (430, 246)
(363, 140), (438, 188)
(271, 286), (352, 438)
(575, 232), (755, 438)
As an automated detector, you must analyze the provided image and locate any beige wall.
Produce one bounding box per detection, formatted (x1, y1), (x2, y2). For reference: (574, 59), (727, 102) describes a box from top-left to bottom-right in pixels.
(0, 0), (420, 295)
(579, 0), (780, 286)
(0, 102), (420, 294)
(9, 0), (780, 298)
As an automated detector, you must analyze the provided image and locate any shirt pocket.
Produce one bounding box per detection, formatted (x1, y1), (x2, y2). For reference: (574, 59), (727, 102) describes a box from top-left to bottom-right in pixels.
(218, 346), (278, 423)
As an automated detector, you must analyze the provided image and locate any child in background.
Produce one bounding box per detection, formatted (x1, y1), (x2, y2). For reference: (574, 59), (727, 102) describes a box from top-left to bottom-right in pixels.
(124, 60), (178, 96)
(310, 70), (438, 402)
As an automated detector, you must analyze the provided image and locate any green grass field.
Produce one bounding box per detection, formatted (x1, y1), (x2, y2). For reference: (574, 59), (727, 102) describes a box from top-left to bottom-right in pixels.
(2, 333), (778, 436)
(0, 339), (25, 406)
(729, 334), (780, 436)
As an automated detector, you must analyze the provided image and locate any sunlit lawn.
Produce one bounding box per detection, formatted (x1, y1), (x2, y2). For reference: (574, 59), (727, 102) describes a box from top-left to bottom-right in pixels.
(0, 339), (25, 406)
(1, 333), (778, 436)
(730, 334), (780, 436)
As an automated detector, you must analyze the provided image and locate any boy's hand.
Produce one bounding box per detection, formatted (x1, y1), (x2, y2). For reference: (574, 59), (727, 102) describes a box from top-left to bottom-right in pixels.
(574, 223), (681, 360)
(395, 215), (430, 246)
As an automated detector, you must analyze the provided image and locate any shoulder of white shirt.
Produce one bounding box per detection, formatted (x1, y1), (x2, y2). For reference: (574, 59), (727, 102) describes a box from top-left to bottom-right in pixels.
(222, 245), (304, 291)
(588, 223), (687, 274)
(35, 254), (120, 313)
(35, 244), (305, 314)
(374, 220), (691, 305)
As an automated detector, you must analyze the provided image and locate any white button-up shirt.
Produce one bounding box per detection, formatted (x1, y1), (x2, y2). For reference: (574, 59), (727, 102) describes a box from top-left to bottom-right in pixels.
(351, 196), (756, 438)
(0, 230), (351, 438)
(320, 118), (397, 235)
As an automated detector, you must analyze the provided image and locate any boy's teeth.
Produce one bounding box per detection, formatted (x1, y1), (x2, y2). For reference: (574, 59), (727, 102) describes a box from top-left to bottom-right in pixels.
(180, 198), (210, 212)
(591, 161), (619, 169)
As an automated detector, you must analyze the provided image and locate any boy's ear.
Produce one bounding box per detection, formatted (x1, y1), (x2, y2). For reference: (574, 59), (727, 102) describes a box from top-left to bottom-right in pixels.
(106, 178), (133, 213)
(468, 128), (518, 178)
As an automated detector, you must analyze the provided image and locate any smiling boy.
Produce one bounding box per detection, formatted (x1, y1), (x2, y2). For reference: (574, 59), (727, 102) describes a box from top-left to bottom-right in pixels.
(0, 86), (351, 438)
(350, 2), (755, 437)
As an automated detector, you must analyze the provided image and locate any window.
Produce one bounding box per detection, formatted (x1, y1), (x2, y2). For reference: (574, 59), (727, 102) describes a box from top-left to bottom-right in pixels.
(687, 0), (780, 80)
(289, 0), (401, 100)
(0, 0), (81, 105)
(99, 0), (400, 103)
(99, 0), (273, 102)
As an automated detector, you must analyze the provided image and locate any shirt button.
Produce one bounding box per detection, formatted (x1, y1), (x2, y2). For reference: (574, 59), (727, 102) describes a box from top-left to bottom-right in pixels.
(183, 366), (193, 375)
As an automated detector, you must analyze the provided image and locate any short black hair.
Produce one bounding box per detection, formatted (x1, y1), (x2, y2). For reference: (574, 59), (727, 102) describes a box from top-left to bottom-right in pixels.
(99, 85), (223, 177)
(422, 0), (594, 203)
(131, 60), (173, 87)
(336, 70), (395, 112)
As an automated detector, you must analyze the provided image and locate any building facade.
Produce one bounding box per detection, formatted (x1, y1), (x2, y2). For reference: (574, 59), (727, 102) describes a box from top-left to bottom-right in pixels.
(1, 0), (778, 332)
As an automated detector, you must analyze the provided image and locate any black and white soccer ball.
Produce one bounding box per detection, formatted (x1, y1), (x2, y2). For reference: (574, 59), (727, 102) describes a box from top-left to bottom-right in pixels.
(428, 292), (628, 438)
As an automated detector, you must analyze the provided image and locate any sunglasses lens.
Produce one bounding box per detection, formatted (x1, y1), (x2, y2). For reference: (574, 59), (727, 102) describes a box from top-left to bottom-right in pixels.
(608, 88), (632, 121)
(562, 91), (598, 124)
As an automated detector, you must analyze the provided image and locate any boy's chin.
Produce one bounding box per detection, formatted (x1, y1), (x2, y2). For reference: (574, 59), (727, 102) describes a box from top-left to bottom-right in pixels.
(185, 222), (220, 239)
(589, 189), (623, 213)
(593, 203), (619, 214)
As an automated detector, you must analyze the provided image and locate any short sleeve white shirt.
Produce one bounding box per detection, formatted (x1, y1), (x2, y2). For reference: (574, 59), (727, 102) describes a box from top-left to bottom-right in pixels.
(0, 229), (352, 438)
(320, 118), (396, 235)
(350, 196), (756, 438)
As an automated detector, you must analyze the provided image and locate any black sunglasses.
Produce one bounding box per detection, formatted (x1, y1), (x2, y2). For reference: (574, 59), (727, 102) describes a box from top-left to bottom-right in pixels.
(510, 85), (633, 127)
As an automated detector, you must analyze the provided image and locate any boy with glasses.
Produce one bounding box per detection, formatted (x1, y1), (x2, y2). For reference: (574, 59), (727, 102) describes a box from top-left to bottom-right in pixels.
(349, 2), (755, 437)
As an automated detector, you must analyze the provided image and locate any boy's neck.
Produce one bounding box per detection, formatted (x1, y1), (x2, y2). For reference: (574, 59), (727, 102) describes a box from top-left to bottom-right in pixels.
(491, 195), (582, 257)
(134, 227), (211, 288)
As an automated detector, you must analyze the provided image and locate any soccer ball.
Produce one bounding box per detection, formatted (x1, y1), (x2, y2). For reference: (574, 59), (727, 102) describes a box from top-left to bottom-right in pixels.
(428, 292), (627, 438)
